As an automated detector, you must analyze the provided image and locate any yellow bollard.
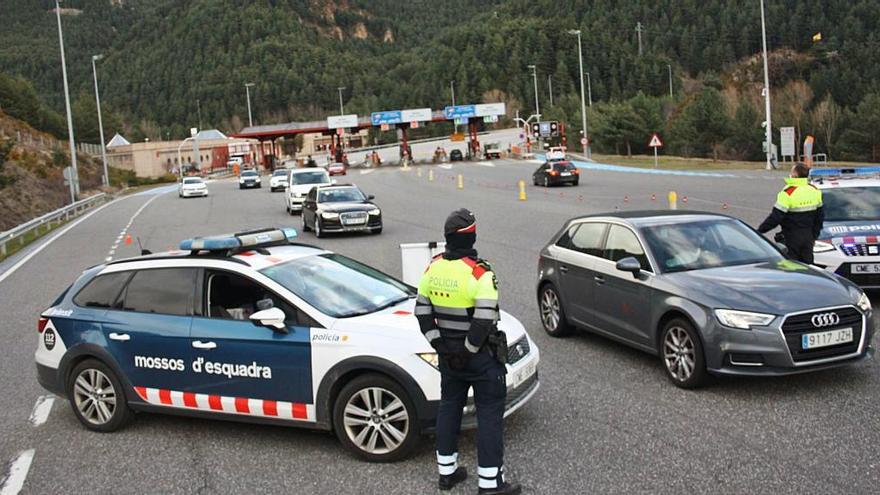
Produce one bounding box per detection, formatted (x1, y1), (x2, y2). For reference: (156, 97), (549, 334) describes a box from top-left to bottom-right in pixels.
(518, 180), (527, 201)
(429, 169), (434, 181)
(457, 174), (464, 189)
(668, 191), (678, 210)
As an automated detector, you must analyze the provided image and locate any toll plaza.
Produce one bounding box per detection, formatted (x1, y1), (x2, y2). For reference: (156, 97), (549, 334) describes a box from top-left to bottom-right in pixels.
(443, 103), (506, 159)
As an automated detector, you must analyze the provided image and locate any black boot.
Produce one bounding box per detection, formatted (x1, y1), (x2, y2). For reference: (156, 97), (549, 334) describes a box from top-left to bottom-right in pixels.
(478, 482), (522, 495)
(439, 467), (467, 491)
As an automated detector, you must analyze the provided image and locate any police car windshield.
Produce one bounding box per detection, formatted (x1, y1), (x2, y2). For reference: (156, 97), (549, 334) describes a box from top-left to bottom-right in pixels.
(291, 171), (329, 185)
(182, 178), (203, 184)
(822, 187), (880, 221)
(641, 219), (782, 273)
(318, 188), (365, 203)
(272, 169), (287, 176)
(260, 254), (414, 318)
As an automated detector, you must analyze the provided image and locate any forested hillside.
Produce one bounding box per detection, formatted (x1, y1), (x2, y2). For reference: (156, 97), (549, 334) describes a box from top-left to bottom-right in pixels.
(1, 0), (879, 161)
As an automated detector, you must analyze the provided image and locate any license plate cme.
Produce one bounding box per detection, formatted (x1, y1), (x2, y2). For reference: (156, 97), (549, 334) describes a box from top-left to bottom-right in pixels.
(852, 263), (880, 274)
(802, 327), (853, 350)
(510, 360), (536, 389)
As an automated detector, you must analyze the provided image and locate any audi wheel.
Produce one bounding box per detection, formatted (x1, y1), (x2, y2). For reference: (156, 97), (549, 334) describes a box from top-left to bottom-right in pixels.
(539, 283), (572, 337)
(332, 374), (419, 463)
(67, 359), (133, 432)
(660, 318), (708, 389)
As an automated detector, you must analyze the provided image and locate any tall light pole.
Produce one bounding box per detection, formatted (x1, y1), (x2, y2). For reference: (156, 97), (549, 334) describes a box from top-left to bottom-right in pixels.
(337, 86), (345, 115)
(548, 75), (554, 107)
(56, 0), (78, 202)
(667, 64), (674, 99)
(244, 83), (255, 128)
(760, 0), (776, 170)
(586, 72), (593, 107)
(91, 54), (109, 187)
(569, 29), (589, 157)
(528, 64), (540, 120)
(451, 80), (457, 133)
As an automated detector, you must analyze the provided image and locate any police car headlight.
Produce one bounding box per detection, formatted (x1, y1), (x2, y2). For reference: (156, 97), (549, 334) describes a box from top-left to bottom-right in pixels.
(814, 240), (835, 253)
(368, 208), (381, 216)
(417, 352), (439, 370)
(321, 212), (339, 219)
(714, 309), (775, 330)
(857, 292), (872, 313)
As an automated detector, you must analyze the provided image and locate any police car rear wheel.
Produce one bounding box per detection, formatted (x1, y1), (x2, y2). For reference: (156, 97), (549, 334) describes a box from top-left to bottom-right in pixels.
(333, 374), (419, 463)
(540, 284), (572, 337)
(68, 359), (132, 432)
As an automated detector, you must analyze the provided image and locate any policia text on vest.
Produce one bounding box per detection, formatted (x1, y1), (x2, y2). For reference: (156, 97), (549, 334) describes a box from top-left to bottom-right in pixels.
(758, 163), (824, 264)
(415, 208), (521, 494)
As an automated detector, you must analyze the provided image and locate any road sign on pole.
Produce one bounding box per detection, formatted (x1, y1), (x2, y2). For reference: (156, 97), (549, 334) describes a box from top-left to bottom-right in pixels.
(580, 137), (588, 146)
(649, 133), (664, 169)
(780, 127), (796, 158)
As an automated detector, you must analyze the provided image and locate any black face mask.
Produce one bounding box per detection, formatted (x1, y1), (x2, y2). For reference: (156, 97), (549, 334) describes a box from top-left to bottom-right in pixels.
(444, 232), (477, 260)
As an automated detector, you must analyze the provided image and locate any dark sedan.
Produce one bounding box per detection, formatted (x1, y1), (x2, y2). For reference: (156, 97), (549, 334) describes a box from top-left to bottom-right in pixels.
(301, 184), (382, 237)
(537, 211), (874, 388)
(533, 161), (580, 187)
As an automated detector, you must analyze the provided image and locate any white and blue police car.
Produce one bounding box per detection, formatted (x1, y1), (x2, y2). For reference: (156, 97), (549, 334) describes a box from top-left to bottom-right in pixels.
(811, 167), (880, 289)
(35, 228), (539, 462)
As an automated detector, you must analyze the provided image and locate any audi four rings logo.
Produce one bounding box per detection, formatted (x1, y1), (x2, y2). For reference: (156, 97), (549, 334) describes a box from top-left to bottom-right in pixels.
(811, 312), (840, 328)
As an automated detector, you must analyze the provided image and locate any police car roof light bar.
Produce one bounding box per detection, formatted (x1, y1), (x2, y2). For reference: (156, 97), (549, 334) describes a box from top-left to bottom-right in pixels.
(810, 166), (880, 180)
(179, 227), (298, 254)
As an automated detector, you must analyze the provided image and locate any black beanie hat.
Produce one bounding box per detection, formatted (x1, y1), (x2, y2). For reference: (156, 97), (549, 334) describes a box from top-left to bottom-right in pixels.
(444, 209), (476, 236)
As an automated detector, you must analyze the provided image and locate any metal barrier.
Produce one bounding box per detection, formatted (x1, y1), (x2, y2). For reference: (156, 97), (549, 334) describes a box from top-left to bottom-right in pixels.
(0, 193), (108, 257)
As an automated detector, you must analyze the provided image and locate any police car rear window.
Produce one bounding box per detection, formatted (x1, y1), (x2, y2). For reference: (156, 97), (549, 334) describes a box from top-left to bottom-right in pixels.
(119, 268), (196, 316)
(73, 272), (131, 308)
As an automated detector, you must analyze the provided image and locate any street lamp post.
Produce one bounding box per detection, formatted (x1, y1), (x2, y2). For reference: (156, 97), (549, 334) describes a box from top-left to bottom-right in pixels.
(451, 80), (457, 133)
(337, 87), (345, 115)
(667, 64), (674, 99)
(244, 83), (255, 128)
(569, 29), (590, 157)
(586, 72), (593, 107)
(91, 54), (109, 187)
(760, 0), (776, 170)
(55, 0), (78, 202)
(527, 65), (540, 120)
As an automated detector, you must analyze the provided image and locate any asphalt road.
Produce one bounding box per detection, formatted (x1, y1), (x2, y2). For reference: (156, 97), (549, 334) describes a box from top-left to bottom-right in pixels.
(1, 160), (877, 494)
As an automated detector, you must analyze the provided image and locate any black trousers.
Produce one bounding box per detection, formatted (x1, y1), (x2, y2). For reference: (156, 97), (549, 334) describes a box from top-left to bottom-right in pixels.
(783, 230), (815, 264)
(436, 351), (507, 471)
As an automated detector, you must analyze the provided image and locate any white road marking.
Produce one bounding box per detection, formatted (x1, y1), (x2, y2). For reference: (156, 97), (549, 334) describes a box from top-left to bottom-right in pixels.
(360, 169), (376, 175)
(28, 396), (54, 426)
(0, 450), (35, 495)
(438, 164), (453, 170)
(477, 161), (495, 167)
(105, 192), (164, 262)
(0, 196), (128, 286)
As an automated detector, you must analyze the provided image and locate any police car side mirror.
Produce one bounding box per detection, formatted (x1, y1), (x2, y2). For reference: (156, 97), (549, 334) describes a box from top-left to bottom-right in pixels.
(615, 257), (642, 278)
(250, 307), (288, 333)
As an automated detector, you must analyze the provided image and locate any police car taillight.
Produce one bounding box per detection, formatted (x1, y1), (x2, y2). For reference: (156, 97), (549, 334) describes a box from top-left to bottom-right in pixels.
(37, 317), (48, 334)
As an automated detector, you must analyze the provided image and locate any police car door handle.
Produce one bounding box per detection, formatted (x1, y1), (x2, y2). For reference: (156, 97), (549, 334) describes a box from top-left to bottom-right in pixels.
(559, 265), (569, 273)
(109, 333), (130, 342)
(192, 340), (217, 350)
(594, 275), (606, 284)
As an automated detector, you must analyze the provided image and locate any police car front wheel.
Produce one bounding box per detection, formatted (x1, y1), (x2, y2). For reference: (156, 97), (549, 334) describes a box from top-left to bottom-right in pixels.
(67, 359), (133, 432)
(332, 374), (419, 463)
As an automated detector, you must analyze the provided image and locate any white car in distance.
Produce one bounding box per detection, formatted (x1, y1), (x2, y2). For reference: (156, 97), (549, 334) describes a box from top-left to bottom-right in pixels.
(178, 177), (208, 198)
(286, 168), (332, 215)
(269, 169), (289, 192)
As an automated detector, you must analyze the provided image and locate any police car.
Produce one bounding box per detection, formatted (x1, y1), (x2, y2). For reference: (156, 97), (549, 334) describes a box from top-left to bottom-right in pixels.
(35, 228), (539, 462)
(811, 167), (880, 288)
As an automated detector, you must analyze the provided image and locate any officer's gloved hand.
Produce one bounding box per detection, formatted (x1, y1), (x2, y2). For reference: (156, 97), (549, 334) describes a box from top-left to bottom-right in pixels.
(447, 351), (471, 371)
(430, 338), (448, 354)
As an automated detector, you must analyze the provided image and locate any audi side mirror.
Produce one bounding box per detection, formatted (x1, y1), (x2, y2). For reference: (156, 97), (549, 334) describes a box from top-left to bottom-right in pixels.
(615, 257), (642, 277)
(249, 307), (287, 333)
(368, 194), (375, 200)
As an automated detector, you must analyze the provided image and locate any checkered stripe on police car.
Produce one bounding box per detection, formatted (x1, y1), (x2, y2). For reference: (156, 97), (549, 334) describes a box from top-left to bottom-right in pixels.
(133, 387), (314, 421)
(836, 236), (879, 245)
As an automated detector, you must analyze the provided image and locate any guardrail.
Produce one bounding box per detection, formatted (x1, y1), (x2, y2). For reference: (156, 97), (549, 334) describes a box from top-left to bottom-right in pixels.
(0, 193), (108, 257)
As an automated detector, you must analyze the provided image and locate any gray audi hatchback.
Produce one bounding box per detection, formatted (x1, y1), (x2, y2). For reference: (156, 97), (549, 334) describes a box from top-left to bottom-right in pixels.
(537, 211), (874, 388)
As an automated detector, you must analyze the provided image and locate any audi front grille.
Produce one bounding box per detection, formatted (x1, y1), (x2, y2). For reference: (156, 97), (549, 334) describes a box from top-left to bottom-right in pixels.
(780, 307), (863, 363)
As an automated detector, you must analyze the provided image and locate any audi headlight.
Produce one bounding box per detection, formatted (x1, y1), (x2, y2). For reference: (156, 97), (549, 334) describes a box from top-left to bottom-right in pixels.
(714, 309), (776, 329)
(814, 240), (835, 253)
(321, 212), (339, 219)
(417, 352), (439, 370)
(239, 178), (245, 183)
(368, 208), (381, 216)
(857, 292), (872, 313)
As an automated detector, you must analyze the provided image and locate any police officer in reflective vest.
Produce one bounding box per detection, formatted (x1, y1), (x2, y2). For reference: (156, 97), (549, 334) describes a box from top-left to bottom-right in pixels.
(415, 209), (521, 495)
(758, 162), (824, 264)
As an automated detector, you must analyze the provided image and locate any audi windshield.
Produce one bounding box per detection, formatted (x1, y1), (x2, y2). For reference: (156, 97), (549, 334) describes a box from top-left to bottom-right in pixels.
(641, 219), (782, 273)
(822, 187), (880, 221)
(260, 253), (413, 318)
(318, 188), (365, 203)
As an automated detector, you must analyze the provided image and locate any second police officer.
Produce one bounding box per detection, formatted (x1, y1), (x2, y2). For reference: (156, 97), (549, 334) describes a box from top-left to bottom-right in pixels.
(758, 162), (824, 263)
(415, 209), (521, 495)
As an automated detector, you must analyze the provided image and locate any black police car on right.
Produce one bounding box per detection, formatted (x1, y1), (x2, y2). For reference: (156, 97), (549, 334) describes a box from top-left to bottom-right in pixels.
(537, 211), (874, 388)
